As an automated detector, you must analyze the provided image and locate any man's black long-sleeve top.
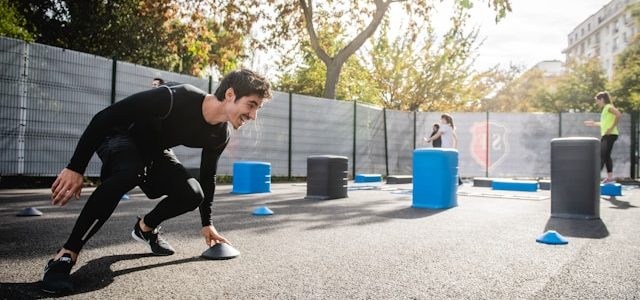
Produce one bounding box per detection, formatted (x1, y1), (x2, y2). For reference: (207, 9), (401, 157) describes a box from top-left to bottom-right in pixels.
(66, 84), (229, 227)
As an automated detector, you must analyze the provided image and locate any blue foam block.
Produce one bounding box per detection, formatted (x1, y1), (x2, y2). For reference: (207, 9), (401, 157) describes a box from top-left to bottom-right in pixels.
(355, 174), (382, 183)
(232, 161), (271, 194)
(600, 183), (622, 196)
(536, 230), (568, 245)
(412, 148), (458, 209)
(492, 180), (538, 192)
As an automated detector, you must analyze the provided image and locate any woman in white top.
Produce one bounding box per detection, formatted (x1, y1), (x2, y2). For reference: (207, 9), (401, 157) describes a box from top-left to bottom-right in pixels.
(425, 113), (462, 185)
(426, 113), (458, 149)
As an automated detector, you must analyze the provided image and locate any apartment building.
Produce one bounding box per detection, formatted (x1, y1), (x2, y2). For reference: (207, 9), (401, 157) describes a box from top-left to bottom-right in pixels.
(563, 0), (639, 78)
(533, 60), (564, 77)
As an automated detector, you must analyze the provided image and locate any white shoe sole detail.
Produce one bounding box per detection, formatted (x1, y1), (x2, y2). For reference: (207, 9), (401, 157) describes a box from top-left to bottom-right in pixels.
(131, 230), (173, 255)
(131, 230), (154, 253)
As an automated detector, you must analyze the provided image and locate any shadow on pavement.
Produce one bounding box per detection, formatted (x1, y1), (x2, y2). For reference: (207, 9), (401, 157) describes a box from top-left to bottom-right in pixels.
(0, 253), (204, 299)
(602, 196), (637, 209)
(544, 217), (609, 239)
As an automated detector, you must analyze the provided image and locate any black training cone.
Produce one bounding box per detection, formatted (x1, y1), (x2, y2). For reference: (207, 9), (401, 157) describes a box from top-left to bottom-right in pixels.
(201, 243), (240, 260)
(16, 207), (43, 216)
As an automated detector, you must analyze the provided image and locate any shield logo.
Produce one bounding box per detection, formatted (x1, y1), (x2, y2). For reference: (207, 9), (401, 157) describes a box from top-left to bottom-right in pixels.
(469, 122), (509, 171)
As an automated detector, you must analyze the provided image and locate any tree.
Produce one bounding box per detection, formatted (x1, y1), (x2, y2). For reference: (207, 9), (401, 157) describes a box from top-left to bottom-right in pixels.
(276, 22), (379, 103)
(488, 67), (548, 112)
(262, 0), (512, 99)
(13, 0), (254, 76)
(0, 0), (35, 41)
(548, 58), (607, 112)
(610, 2), (640, 113)
(365, 10), (483, 111)
(488, 58), (606, 113)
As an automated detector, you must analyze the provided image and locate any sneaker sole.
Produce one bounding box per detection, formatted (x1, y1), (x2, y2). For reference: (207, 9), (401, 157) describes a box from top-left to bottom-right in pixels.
(41, 287), (72, 294)
(130, 230), (174, 256)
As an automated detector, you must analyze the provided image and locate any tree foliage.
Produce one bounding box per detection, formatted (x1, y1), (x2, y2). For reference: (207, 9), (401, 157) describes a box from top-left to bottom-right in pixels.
(261, 0), (512, 99)
(0, 0), (35, 41)
(365, 11), (483, 111)
(485, 67), (546, 112)
(547, 58), (607, 112)
(275, 23), (378, 103)
(13, 0), (254, 77)
(610, 2), (640, 113)
(488, 59), (606, 113)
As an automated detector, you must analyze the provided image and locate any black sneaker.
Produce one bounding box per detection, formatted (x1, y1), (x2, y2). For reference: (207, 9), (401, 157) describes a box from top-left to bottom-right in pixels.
(41, 253), (75, 294)
(131, 217), (175, 256)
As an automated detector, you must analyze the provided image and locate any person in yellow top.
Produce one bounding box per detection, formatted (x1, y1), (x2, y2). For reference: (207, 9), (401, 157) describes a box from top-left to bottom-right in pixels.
(584, 91), (621, 183)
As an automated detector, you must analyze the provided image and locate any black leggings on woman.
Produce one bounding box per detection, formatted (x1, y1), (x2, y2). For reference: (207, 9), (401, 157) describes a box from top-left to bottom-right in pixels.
(601, 134), (618, 173)
(63, 135), (204, 254)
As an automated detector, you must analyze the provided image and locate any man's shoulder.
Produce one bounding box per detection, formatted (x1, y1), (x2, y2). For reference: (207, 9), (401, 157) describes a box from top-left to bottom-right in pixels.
(165, 82), (206, 95)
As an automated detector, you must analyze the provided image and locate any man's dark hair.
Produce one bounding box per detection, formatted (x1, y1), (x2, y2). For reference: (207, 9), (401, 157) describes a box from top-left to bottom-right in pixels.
(214, 69), (271, 102)
(153, 77), (165, 85)
(595, 91), (611, 104)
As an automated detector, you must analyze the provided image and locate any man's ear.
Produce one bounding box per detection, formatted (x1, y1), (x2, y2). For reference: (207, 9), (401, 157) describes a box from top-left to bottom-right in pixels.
(225, 87), (236, 102)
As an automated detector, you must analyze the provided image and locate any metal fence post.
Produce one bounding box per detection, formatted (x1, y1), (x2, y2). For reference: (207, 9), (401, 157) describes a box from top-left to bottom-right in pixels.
(110, 55), (117, 104)
(558, 112), (563, 137)
(485, 111), (490, 178)
(352, 99), (357, 178)
(413, 110), (417, 150)
(631, 111), (638, 179)
(17, 41), (29, 175)
(383, 108), (389, 177)
(288, 92), (293, 181)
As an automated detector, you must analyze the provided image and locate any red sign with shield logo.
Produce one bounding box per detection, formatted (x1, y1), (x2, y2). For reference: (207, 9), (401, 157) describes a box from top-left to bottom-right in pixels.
(470, 122), (509, 171)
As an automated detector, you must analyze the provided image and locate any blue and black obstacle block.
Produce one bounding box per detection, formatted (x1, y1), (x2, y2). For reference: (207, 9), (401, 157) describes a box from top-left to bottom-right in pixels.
(232, 161), (271, 194)
(412, 148), (458, 209)
(492, 179), (538, 192)
(354, 174), (382, 183)
(473, 177), (494, 187)
(601, 183), (622, 196)
(386, 175), (412, 184)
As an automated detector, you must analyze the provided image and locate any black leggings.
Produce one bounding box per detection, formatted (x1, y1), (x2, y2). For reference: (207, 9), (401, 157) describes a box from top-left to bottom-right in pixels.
(600, 134), (618, 173)
(63, 135), (204, 254)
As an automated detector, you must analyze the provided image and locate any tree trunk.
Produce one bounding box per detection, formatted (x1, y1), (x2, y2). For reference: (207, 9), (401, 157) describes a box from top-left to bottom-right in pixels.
(300, 0), (391, 99)
(324, 61), (343, 99)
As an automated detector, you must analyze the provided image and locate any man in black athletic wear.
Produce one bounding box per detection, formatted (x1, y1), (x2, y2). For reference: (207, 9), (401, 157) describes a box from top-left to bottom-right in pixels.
(42, 69), (271, 294)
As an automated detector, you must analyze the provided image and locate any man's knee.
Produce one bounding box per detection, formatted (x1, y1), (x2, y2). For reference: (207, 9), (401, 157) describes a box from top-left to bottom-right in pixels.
(183, 178), (204, 209)
(109, 167), (141, 185)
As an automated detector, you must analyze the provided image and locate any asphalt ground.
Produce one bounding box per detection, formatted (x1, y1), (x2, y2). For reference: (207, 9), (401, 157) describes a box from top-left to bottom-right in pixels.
(1, 181), (639, 299)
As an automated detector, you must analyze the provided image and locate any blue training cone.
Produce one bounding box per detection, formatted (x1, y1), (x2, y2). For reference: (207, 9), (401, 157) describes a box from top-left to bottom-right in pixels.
(252, 206), (273, 216)
(16, 207), (43, 217)
(536, 230), (568, 245)
(121, 194), (130, 200)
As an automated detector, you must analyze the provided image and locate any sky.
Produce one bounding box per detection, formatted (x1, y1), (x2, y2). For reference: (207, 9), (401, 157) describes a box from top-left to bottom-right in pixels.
(451, 0), (612, 71)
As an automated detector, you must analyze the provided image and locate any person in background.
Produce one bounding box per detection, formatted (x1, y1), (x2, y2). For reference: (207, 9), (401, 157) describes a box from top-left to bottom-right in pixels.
(151, 77), (164, 88)
(584, 91), (621, 183)
(425, 113), (462, 185)
(427, 123), (442, 148)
